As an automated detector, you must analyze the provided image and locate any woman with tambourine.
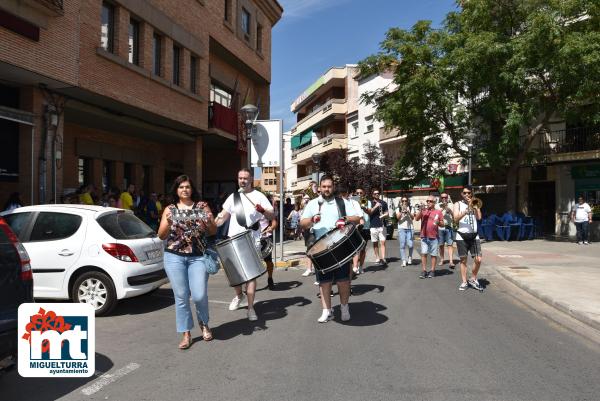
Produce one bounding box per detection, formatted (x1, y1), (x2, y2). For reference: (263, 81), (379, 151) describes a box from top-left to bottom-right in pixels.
(158, 174), (218, 349)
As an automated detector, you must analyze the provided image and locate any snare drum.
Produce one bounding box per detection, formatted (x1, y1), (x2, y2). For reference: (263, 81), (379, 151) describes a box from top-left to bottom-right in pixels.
(306, 224), (365, 274)
(216, 230), (266, 287)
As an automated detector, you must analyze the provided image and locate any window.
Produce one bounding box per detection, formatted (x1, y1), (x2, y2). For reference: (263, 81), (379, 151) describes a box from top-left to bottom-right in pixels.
(102, 160), (112, 193)
(100, 2), (115, 53)
(29, 213), (82, 242)
(4, 212), (33, 240)
(97, 213), (155, 240)
(224, 0), (231, 22)
(78, 158), (92, 187)
(256, 24), (263, 53)
(210, 83), (232, 107)
(152, 33), (162, 76)
(351, 122), (359, 139)
(128, 19), (140, 65)
(123, 163), (133, 190)
(190, 55), (198, 93)
(366, 124), (374, 133)
(241, 8), (251, 38)
(172, 45), (181, 85)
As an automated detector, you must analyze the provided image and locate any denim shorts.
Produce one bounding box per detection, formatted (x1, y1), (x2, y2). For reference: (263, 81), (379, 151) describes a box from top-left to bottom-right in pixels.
(420, 237), (439, 256)
(438, 228), (454, 245)
(316, 262), (351, 284)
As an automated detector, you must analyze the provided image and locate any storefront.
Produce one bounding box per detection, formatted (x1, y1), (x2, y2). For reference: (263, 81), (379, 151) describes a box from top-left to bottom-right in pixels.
(572, 164), (600, 220)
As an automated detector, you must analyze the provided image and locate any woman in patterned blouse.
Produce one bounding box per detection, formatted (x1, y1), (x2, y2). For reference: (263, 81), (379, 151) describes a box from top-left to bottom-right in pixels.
(158, 175), (217, 349)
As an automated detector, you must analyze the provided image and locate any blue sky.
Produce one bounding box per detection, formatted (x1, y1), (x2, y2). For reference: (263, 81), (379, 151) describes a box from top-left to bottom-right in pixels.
(270, 0), (458, 131)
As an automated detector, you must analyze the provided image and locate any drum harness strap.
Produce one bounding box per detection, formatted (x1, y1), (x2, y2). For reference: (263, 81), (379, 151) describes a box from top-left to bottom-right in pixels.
(334, 197), (347, 221)
(233, 191), (260, 232)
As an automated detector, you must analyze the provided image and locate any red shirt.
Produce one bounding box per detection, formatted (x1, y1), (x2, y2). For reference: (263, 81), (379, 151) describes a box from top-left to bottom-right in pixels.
(420, 209), (443, 239)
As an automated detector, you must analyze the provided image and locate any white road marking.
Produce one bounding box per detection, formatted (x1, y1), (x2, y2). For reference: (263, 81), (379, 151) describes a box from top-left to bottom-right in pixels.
(497, 254), (523, 258)
(151, 293), (231, 305)
(81, 362), (140, 396)
(209, 300), (230, 305)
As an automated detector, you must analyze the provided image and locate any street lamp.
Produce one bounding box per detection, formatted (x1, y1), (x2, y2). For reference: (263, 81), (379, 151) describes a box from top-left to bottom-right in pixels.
(311, 152), (322, 184)
(240, 104), (259, 170)
(465, 130), (477, 186)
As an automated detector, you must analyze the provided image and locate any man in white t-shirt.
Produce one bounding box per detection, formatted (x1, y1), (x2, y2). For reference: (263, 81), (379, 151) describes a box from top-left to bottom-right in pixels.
(571, 196), (593, 245)
(216, 168), (275, 321)
(300, 176), (361, 323)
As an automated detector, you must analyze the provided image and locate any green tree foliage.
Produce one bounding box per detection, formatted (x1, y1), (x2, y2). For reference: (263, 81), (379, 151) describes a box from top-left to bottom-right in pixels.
(359, 0), (600, 210)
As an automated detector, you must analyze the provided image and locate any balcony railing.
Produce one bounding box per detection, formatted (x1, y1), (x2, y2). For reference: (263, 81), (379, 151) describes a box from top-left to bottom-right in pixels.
(379, 126), (401, 141)
(291, 99), (346, 134)
(29, 0), (64, 15)
(539, 127), (600, 155)
(291, 133), (346, 156)
(209, 102), (239, 136)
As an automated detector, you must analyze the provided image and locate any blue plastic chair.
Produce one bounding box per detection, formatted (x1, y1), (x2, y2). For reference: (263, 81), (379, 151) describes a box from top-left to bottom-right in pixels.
(480, 215), (496, 241)
(517, 213), (534, 240)
(495, 213), (511, 241)
(508, 212), (523, 241)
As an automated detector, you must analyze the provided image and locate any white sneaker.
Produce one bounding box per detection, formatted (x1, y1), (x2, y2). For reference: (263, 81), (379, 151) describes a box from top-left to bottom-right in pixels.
(401, 260), (407, 267)
(317, 309), (332, 323)
(407, 257), (412, 265)
(228, 294), (247, 311)
(584, 241), (590, 245)
(247, 308), (257, 321)
(302, 269), (313, 277)
(340, 304), (351, 321)
(358, 265), (364, 274)
(578, 241), (583, 245)
(353, 266), (360, 275)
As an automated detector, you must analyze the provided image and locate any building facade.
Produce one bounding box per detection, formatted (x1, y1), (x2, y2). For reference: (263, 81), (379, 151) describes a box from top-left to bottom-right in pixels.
(0, 0), (282, 206)
(288, 65), (358, 194)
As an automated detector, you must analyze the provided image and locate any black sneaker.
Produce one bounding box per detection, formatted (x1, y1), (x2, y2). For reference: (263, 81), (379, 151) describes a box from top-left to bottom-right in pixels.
(267, 277), (274, 290)
(428, 271), (435, 278)
(449, 263), (456, 270)
(419, 271), (427, 279)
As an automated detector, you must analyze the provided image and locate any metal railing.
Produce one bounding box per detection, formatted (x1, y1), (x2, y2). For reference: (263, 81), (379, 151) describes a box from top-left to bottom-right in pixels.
(290, 98), (346, 133)
(291, 133), (346, 156)
(539, 126), (600, 155)
(34, 0), (64, 14)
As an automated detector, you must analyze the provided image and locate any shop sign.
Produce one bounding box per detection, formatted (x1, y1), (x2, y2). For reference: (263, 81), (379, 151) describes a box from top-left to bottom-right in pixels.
(571, 165), (600, 179)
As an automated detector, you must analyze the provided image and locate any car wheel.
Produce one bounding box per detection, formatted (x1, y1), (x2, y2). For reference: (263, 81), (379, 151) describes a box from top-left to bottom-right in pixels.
(71, 271), (117, 316)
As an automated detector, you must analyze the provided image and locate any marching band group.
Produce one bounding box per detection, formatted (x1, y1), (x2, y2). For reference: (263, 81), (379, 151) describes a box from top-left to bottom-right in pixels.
(158, 169), (484, 349)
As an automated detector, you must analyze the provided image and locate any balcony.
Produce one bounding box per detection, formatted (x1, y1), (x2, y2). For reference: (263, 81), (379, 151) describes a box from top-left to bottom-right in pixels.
(291, 66), (352, 112)
(292, 134), (347, 164)
(539, 127), (600, 162)
(291, 174), (312, 188)
(34, 0), (64, 14)
(379, 126), (402, 143)
(290, 99), (347, 136)
(208, 102), (239, 138)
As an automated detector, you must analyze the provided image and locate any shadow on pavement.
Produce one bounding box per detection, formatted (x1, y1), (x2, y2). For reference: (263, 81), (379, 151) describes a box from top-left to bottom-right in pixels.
(350, 284), (385, 296)
(432, 268), (454, 277)
(211, 296), (312, 340)
(257, 280), (302, 292)
(479, 278), (491, 289)
(0, 353), (114, 401)
(110, 288), (174, 316)
(333, 301), (388, 326)
(363, 263), (389, 273)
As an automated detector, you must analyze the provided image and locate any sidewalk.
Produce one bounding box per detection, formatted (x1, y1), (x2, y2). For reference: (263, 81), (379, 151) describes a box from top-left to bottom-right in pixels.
(275, 237), (600, 332)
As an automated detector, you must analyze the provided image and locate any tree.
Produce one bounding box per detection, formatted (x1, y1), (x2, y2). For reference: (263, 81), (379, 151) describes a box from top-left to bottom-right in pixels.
(359, 0), (600, 211)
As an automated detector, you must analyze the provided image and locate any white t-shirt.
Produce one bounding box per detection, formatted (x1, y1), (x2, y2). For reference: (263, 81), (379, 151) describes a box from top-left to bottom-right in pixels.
(397, 206), (414, 230)
(301, 196), (361, 240)
(455, 201), (479, 240)
(223, 190), (273, 245)
(573, 202), (592, 223)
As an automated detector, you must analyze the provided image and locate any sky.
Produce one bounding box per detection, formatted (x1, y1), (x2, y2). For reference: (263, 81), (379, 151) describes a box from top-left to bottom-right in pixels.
(270, 0), (458, 132)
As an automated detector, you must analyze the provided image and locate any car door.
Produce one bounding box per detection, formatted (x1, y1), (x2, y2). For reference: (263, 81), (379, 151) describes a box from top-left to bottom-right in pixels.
(24, 211), (87, 298)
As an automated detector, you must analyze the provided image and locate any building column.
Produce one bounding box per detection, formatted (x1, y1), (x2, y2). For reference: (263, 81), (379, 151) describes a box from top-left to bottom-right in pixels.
(113, 161), (124, 192)
(91, 159), (103, 193)
(183, 136), (203, 197)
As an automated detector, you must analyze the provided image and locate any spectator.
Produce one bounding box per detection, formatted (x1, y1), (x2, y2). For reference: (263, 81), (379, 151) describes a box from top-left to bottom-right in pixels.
(571, 196), (592, 245)
(119, 184), (136, 211)
(3, 192), (23, 211)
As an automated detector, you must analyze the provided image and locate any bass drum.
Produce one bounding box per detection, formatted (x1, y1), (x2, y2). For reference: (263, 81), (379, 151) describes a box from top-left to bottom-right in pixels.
(306, 223), (365, 274)
(216, 230), (266, 287)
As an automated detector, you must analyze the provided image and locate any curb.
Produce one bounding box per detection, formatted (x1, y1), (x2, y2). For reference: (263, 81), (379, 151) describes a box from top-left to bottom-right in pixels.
(492, 266), (600, 333)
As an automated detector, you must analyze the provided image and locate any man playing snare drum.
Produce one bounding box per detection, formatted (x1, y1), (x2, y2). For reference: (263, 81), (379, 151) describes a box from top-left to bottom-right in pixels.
(300, 175), (361, 323)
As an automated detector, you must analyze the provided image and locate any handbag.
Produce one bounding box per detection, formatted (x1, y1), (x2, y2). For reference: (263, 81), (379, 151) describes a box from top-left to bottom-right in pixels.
(204, 247), (221, 275)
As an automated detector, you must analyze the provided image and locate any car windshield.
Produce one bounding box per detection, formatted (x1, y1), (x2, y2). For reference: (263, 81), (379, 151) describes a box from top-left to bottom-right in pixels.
(97, 212), (156, 240)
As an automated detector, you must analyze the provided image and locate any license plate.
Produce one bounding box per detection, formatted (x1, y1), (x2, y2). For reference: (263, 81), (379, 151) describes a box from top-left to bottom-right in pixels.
(146, 249), (161, 260)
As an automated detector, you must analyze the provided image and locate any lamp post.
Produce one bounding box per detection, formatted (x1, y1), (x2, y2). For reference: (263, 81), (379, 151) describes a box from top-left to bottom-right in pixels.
(465, 130), (477, 186)
(311, 152), (322, 184)
(240, 104), (259, 171)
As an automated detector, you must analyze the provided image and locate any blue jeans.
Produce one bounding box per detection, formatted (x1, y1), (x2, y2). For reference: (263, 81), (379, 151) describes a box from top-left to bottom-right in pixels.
(575, 221), (589, 242)
(421, 237), (439, 257)
(398, 228), (414, 261)
(164, 251), (210, 332)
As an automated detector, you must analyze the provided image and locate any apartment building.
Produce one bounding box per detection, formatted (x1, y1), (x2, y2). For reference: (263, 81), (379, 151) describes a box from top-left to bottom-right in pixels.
(0, 0), (282, 206)
(259, 166), (282, 194)
(288, 65), (358, 193)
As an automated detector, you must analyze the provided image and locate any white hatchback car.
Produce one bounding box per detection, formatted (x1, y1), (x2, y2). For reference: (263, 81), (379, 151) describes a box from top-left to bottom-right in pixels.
(0, 205), (167, 315)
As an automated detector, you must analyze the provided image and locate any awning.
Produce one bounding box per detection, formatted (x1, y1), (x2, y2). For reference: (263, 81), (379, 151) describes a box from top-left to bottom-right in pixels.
(386, 174), (467, 192)
(291, 129), (313, 149)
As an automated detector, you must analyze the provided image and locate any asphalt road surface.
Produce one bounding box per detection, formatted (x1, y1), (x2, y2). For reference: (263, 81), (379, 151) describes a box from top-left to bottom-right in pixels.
(2, 240), (599, 401)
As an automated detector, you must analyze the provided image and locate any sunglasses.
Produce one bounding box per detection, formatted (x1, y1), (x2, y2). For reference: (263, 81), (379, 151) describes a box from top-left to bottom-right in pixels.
(462, 191), (472, 195)
(373, 193), (380, 195)
(426, 200), (434, 203)
(441, 196), (448, 199)
(401, 199), (408, 202)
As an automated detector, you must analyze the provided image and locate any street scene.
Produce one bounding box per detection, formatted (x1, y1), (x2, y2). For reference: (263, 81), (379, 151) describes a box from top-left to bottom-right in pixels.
(1, 0), (600, 400)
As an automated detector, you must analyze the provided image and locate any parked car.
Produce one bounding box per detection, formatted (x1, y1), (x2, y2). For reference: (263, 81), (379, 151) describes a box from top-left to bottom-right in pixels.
(0, 205), (167, 316)
(0, 217), (33, 366)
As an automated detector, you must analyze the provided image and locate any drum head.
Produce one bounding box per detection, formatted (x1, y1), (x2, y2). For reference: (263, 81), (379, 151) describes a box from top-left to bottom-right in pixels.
(307, 225), (353, 255)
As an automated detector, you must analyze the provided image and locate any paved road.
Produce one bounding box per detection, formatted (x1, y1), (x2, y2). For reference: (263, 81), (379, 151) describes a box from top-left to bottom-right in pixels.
(2, 240), (599, 401)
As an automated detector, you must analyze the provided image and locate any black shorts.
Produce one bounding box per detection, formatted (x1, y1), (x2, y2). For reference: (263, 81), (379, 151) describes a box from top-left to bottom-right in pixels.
(360, 229), (371, 241)
(456, 239), (482, 258)
(316, 262), (351, 284)
(263, 254), (272, 263)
